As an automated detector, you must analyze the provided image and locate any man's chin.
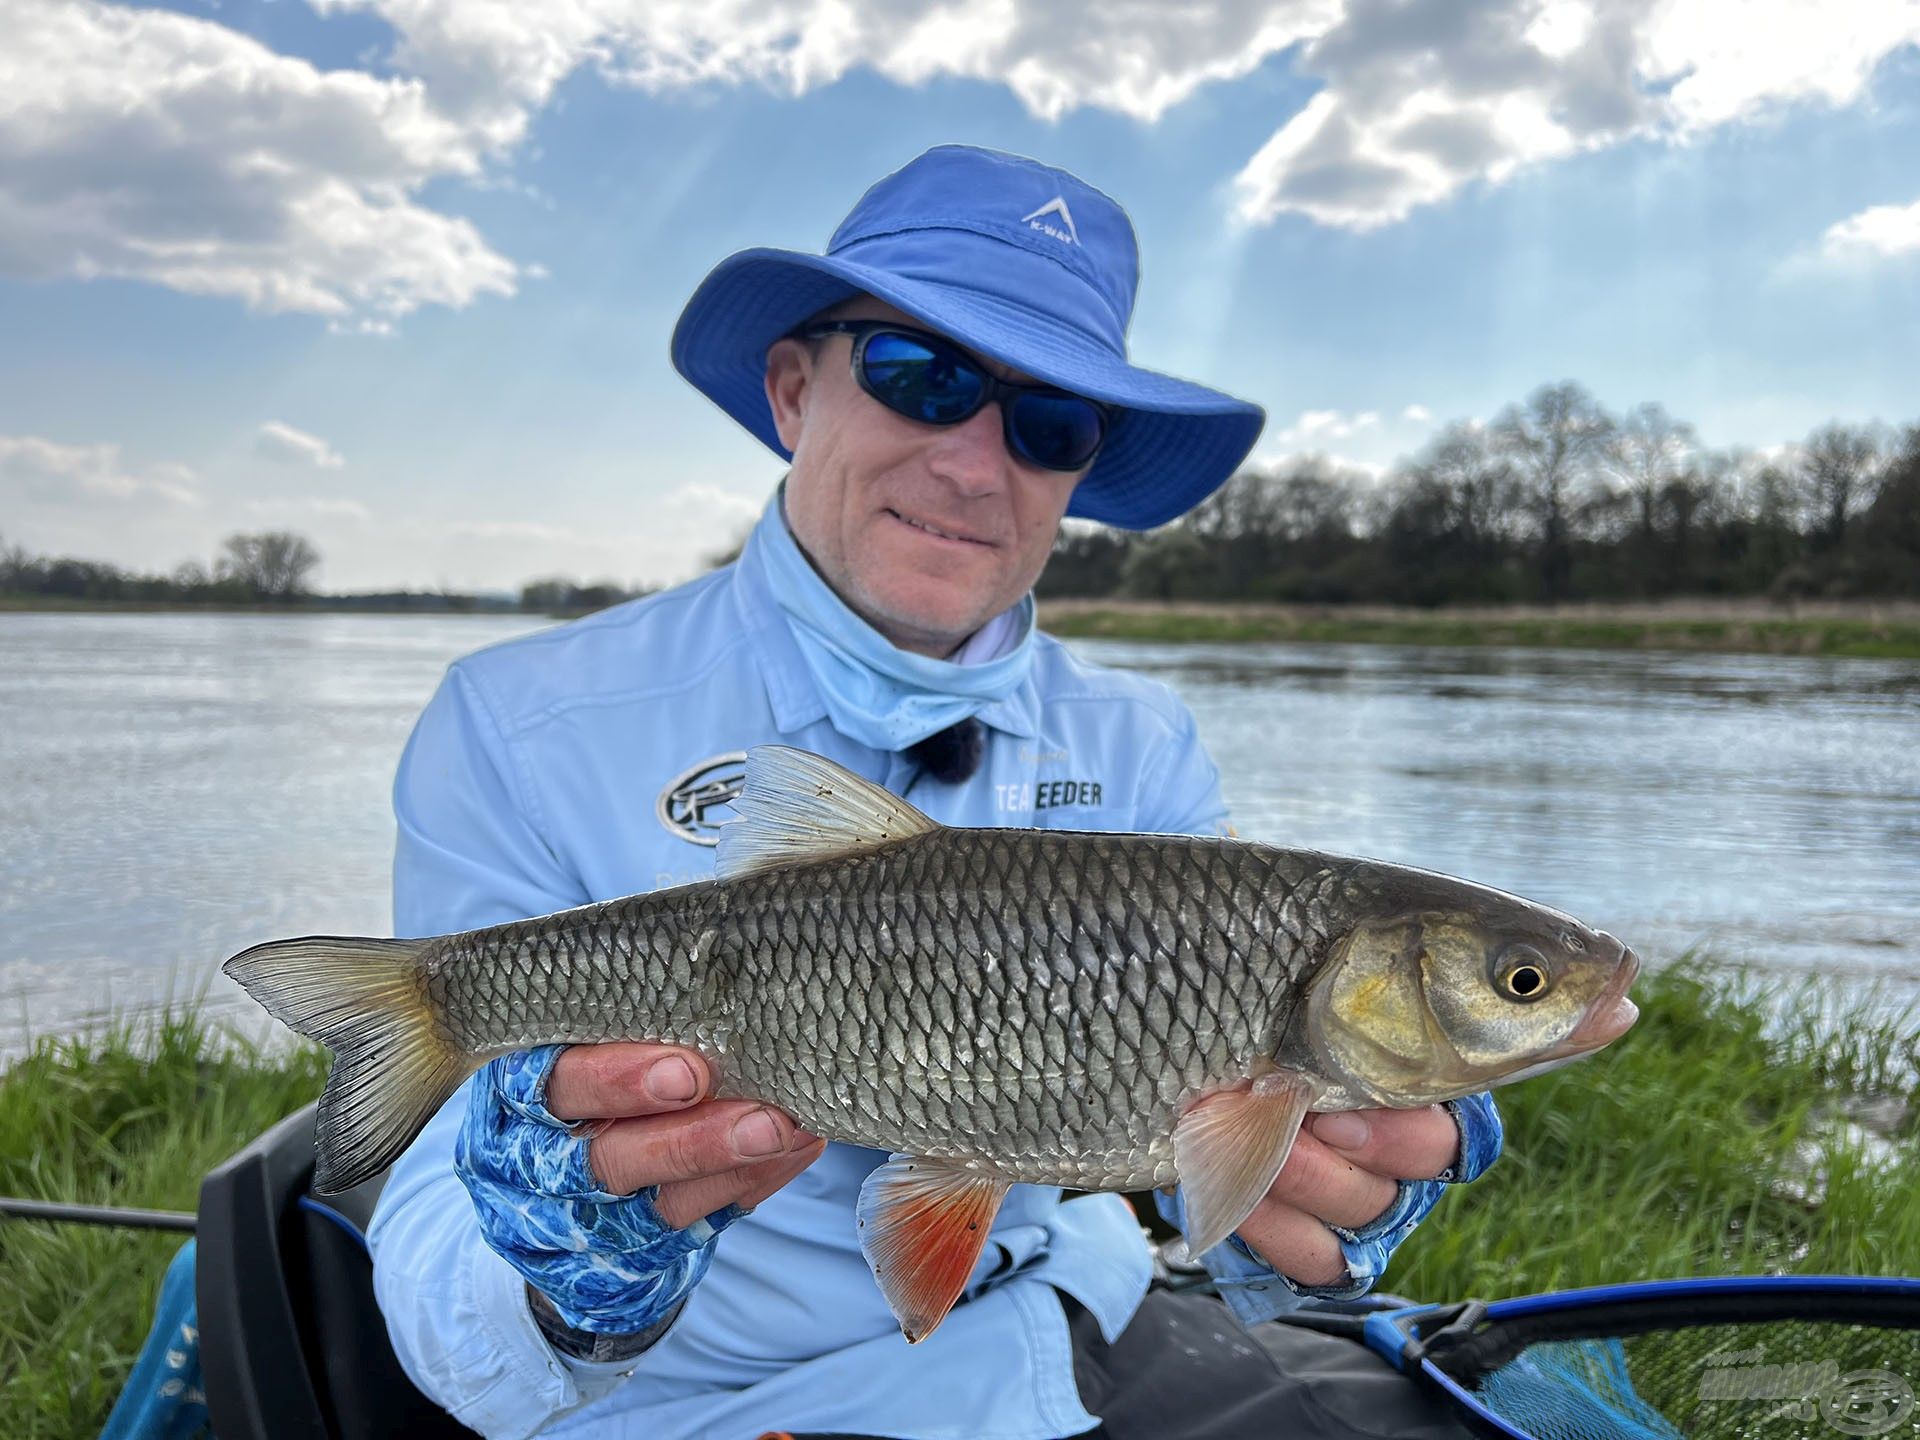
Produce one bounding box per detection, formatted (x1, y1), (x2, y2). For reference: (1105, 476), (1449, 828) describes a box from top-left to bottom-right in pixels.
(859, 585), (998, 656)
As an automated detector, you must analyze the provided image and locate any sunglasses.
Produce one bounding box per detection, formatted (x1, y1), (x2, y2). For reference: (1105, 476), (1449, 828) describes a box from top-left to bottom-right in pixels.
(798, 321), (1109, 473)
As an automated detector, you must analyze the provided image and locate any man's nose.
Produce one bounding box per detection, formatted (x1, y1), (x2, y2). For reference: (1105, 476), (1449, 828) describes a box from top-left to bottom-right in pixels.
(926, 402), (1012, 496)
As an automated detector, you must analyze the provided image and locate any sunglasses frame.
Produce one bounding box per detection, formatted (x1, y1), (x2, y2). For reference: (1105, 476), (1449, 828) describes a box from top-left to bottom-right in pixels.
(797, 320), (1110, 473)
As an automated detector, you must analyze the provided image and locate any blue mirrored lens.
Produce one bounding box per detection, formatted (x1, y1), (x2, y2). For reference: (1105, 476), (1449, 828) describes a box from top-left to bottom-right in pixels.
(1009, 392), (1105, 471)
(861, 331), (985, 423)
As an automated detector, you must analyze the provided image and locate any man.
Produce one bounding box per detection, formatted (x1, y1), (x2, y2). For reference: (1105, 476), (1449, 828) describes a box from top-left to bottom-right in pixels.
(369, 145), (1499, 1440)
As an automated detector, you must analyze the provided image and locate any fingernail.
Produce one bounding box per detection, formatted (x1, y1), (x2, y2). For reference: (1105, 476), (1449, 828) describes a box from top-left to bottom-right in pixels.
(646, 1058), (699, 1103)
(734, 1108), (785, 1157)
(1313, 1113), (1370, 1150)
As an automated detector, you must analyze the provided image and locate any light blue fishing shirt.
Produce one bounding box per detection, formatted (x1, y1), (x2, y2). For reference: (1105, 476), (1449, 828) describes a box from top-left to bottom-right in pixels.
(368, 497), (1499, 1440)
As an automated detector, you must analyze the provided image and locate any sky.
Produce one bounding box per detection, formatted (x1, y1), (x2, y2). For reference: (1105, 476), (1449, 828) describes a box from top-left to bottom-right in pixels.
(2, 0), (1918, 594)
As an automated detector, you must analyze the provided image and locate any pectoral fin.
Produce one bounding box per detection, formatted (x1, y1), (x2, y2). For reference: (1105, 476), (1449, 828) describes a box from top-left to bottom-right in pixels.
(1173, 1068), (1321, 1257)
(855, 1154), (1010, 1344)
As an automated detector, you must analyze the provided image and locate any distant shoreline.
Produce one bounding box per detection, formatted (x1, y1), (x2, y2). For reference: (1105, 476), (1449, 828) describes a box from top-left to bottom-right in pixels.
(0, 595), (527, 617)
(7, 594), (1919, 659)
(1038, 598), (1920, 659)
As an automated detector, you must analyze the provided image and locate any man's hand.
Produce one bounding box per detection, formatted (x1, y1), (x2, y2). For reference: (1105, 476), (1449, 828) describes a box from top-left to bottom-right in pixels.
(547, 1042), (826, 1224)
(1231, 1106), (1460, 1287)
(455, 1042), (826, 1341)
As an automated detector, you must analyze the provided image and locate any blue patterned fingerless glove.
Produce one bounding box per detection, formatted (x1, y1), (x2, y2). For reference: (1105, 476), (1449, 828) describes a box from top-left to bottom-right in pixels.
(454, 1045), (747, 1336)
(1156, 1092), (1505, 1326)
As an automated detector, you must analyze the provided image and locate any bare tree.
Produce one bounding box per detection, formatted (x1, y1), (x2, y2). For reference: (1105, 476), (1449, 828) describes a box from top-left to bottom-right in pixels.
(1798, 423), (1884, 549)
(1270, 460), (1358, 545)
(1650, 451), (1736, 592)
(1184, 468), (1285, 595)
(1860, 425), (1920, 579)
(1608, 403), (1698, 550)
(1119, 527), (1207, 600)
(1493, 382), (1616, 602)
(218, 531), (321, 598)
(1414, 422), (1522, 553)
(0, 533), (29, 592)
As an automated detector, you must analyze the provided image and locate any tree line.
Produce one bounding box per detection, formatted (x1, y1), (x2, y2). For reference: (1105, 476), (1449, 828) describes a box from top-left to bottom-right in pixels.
(1, 530), (321, 604)
(9, 385), (1916, 613)
(0, 529), (648, 613)
(1039, 383), (1920, 606)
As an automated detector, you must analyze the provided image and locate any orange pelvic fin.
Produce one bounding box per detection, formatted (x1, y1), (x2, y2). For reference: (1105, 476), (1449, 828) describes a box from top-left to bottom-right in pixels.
(855, 1154), (1010, 1344)
(1173, 1067), (1320, 1257)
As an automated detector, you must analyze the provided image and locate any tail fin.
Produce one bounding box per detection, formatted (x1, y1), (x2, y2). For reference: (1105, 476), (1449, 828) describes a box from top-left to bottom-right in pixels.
(225, 936), (479, 1193)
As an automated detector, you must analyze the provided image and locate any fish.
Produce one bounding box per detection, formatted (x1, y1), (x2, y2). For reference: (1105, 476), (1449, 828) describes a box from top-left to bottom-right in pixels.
(225, 744), (1640, 1342)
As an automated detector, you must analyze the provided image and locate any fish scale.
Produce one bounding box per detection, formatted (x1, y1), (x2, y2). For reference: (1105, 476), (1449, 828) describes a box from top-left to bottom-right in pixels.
(225, 743), (1639, 1342)
(423, 829), (1319, 1192)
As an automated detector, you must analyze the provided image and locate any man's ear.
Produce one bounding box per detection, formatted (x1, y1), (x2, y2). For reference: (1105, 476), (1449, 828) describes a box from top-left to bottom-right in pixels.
(764, 338), (814, 453)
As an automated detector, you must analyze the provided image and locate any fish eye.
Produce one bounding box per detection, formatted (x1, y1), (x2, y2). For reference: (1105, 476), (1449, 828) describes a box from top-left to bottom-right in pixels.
(1496, 945), (1552, 1003)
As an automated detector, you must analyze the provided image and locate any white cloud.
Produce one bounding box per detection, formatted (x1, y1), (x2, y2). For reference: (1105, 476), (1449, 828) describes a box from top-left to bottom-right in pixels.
(0, 0), (517, 323)
(1646, 0), (1920, 133)
(306, 0), (1920, 242)
(312, 0), (1342, 137)
(255, 421), (345, 470)
(10, 0), (1918, 337)
(245, 497), (372, 523)
(450, 519), (579, 544)
(408, 483), (762, 590)
(651, 480), (764, 535)
(1820, 198), (1920, 260)
(1272, 408), (1381, 447)
(1248, 447), (1390, 482)
(1234, 0), (1920, 231)
(1402, 403), (1435, 423)
(0, 434), (202, 507)
(1525, 0), (1595, 61)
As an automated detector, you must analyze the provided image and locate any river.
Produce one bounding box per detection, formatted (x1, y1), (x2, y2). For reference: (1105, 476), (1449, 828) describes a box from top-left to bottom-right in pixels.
(2, 612), (1915, 1056)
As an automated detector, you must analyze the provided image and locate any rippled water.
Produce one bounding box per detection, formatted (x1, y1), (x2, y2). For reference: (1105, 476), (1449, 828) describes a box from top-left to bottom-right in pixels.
(2, 613), (1916, 1055)
(1109, 641), (1920, 989)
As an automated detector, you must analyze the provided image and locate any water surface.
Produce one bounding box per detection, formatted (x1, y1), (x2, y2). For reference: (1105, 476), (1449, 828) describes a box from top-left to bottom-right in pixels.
(2, 613), (1915, 1055)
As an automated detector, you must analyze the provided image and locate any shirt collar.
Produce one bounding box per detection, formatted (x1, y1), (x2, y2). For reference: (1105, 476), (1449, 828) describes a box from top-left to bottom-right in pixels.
(728, 493), (1040, 743)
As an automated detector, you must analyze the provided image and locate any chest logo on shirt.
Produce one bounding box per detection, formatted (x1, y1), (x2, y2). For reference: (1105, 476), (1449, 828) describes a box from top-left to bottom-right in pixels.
(994, 778), (1104, 813)
(656, 751), (747, 846)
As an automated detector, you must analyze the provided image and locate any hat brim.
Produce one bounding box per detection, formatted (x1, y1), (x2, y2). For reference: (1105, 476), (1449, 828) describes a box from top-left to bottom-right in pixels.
(670, 247), (1264, 531)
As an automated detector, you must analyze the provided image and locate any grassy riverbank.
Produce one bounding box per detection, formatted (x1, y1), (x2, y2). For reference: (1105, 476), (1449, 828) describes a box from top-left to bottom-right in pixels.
(12, 594), (1920, 659)
(1039, 599), (1920, 659)
(3, 965), (1916, 1438)
(0, 594), (521, 616)
(0, 1015), (326, 1438)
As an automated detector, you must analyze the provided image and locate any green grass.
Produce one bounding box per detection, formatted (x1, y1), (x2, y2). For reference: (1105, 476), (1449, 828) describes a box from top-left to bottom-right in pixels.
(2, 965), (1916, 1438)
(0, 1010), (325, 1439)
(1386, 965), (1920, 1297)
(1040, 603), (1920, 659)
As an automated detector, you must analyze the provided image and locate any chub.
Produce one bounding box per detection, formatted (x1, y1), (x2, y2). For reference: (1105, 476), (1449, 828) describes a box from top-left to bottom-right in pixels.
(226, 746), (1639, 1343)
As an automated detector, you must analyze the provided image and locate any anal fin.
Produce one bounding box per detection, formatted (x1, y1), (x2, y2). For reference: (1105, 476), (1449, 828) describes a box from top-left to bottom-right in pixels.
(856, 1154), (1010, 1343)
(1173, 1068), (1321, 1257)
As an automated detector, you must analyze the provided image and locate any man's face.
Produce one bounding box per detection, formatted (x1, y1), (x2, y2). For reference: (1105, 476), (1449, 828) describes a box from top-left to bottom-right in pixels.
(764, 297), (1089, 657)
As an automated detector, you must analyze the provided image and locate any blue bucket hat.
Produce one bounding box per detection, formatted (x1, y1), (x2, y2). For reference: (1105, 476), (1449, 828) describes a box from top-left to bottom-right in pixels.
(670, 145), (1265, 531)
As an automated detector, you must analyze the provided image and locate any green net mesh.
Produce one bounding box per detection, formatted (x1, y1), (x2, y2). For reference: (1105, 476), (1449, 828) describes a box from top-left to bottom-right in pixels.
(1466, 1320), (1920, 1440)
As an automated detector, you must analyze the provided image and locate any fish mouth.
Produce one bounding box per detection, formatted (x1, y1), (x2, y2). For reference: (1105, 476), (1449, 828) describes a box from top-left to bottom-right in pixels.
(1559, 942), (1641, 1055)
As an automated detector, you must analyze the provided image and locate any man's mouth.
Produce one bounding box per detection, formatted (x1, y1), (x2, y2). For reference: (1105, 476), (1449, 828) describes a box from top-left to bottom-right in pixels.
(887, 509), (992, 547)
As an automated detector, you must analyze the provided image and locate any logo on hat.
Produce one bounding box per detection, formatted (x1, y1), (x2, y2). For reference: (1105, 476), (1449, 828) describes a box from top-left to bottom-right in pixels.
(1020, 196), (1079, 245)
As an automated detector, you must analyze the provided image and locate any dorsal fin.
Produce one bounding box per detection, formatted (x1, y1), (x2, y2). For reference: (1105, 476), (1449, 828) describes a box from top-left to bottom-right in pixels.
(715, 745), (940, 881)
